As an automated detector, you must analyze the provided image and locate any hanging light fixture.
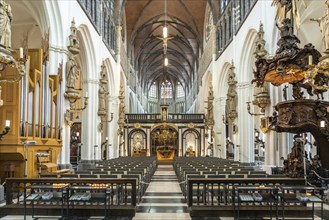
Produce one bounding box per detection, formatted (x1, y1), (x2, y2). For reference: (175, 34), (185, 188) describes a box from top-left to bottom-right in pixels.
(164, 57), (168, 66)
(163, 27), (168, 38)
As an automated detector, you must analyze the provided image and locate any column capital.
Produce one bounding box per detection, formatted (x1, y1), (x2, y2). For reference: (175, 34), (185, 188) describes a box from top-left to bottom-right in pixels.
(116, 25), (122, 31)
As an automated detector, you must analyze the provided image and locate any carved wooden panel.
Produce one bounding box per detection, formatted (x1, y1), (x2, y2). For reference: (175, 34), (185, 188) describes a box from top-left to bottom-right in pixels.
(274, 100), (329, 168)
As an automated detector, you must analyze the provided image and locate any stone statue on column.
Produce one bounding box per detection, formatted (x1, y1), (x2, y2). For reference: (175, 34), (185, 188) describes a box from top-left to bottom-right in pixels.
(65, 55), (79, 91)
(206, 84), (215, 128)
(226, 63), (238, 123)
(0, 0), (12, 49)
(205, 84), (215, 156)
(98, 62), (108, 116)
(118, 84), (125, 136)
(0, 0), (15, 69)
(98, 62), (110, 132)
(64, 19), (81, 109)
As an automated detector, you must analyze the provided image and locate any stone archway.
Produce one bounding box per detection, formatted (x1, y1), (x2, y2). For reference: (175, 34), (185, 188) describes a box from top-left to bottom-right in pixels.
(182, 129), (201, 157)
(150, 124), (178, 156)
(128, 129), (147, 156)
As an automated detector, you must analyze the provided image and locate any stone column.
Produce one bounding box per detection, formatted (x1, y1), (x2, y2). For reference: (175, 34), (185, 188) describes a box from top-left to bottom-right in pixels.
(59, 56), (70, 165)
(236, 82), (253, 162)
(263, 85), (292, 172)
(109, 96), (119, 158)
(214, 97), (226, 158)
(81, 79), (99, 160)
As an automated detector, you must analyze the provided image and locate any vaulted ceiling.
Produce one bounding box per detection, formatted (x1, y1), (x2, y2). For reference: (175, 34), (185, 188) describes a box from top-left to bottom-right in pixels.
(123, 0), (214, 93)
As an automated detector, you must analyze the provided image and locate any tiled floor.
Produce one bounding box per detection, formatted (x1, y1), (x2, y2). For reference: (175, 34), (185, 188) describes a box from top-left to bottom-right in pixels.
(134, 165), (190, 219)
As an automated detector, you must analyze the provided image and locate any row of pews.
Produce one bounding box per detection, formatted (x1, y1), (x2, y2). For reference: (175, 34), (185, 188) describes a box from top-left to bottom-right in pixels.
(2, 157), (157, 219)
(174, 157), (323, 219)
(41, 157), (157, 201)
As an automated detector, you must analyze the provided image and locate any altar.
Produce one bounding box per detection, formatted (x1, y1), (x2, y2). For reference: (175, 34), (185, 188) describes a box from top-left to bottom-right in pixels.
(156, 148), (175, 161)
(123, 105), (206, 157)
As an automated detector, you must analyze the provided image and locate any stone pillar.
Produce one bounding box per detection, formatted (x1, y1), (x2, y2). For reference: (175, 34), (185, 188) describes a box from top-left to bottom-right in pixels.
(109, 96), (119, 158)
(263, 85), (292, 172)
(81, 79), (99, 160)
(236, 82), (253, 162)
(58, 54), (70, 165)
(215, 97), (226, 158)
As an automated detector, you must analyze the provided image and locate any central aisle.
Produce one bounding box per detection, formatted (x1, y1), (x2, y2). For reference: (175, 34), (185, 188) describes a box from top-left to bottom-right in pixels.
(133, 164), (190, 220)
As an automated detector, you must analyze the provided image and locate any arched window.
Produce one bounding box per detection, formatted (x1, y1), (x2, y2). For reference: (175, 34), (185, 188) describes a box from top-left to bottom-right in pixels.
(176, 82), (185, 98)
(161, 80), (172, 99)
(149, 82), (157, 98)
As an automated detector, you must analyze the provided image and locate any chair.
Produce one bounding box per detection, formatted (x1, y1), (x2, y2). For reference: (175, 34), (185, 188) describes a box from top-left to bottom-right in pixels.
(208, 174), (226, 178)
(250, 171), (267, 175)
(79, 174), (98, 178)
(111, 171), (125, 175)
(247, 174), (267, 178)
(228, 174), (244, 178)
(39, 174), (58, 178)
(75, 171), (91, 174)
(93, 171), (108, 175)
(99, 174), (118, 178)
(60, 174), (78, 178)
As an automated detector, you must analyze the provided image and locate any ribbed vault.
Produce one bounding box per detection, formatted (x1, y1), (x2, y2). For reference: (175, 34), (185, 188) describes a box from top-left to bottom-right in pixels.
(123, 0), (211, 95)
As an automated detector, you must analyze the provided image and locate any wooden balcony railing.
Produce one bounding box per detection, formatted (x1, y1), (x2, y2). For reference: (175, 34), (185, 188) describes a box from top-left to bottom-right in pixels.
(125, 114), (205, 123)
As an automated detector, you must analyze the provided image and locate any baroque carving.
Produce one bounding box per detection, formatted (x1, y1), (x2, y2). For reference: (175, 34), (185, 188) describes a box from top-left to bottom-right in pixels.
(67, 19), (80, 55)
(64, 55), (80, 107)
(272, 100), (329, 168)
(98, 62), (108, 117)
(42, 31), (49, 64)
(205, 84), (214, 128)
(226, 63), (237, 123)
(64, 19), (82, 109)
(118, 84), (125, 136)
(254, 22), (267, 59)
(252, 18), (323, 100)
